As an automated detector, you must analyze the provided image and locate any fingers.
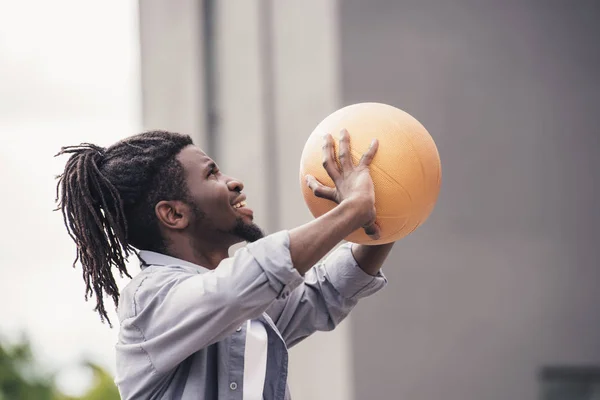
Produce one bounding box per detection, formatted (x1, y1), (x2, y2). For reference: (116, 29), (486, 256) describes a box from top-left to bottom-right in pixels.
(359, 139), (379, 167)
(321, 134), (341, 182)
(363, 221), (381, 240)
(306, 175), (338, 202)
(338, 129), (354, 171)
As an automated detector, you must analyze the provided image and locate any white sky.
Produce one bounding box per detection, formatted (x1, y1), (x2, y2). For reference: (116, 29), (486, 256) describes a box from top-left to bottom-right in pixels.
(0, 0), (142, 395)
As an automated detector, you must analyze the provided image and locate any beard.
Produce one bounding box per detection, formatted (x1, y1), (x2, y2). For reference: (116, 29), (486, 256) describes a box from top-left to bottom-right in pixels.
(230, 217), (264, 243)
(187, 199), (264, 243)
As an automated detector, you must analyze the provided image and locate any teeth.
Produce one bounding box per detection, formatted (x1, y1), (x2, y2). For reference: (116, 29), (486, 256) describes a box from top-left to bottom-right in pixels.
(233, 201), (247, 209)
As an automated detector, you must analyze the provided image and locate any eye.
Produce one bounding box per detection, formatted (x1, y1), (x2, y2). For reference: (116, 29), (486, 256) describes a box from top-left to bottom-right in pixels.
(207, 164), (219, 178)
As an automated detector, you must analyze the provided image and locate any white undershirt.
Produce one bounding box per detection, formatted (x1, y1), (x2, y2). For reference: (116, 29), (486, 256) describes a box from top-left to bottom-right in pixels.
(243, 319), (268, 400)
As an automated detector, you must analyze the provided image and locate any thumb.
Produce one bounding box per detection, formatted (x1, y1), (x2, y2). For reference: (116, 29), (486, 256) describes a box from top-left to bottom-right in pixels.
(306, 175), (337, 202)
(363, 221), (381, 240)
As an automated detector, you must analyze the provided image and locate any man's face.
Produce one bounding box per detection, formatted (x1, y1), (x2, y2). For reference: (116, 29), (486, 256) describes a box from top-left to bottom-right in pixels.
(176, 145), (264, 244)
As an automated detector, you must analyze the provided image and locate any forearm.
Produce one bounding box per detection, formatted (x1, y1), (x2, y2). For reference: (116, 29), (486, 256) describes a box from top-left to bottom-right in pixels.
(289, 200), (364, 275)
(351, 242), (395, 276)
(267, 244), (388, 347)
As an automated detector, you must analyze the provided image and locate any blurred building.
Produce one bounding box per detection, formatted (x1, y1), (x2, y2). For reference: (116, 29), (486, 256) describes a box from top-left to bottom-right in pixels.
(138, 0), (600, 399)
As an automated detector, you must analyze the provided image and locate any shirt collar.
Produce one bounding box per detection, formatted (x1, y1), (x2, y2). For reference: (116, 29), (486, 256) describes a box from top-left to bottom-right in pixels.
(137, 250), (209, 272)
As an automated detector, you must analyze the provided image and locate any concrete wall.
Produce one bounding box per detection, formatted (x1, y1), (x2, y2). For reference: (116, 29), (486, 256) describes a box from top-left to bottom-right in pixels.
(138, 0), (208, 150)
(340, 1), (600, 399)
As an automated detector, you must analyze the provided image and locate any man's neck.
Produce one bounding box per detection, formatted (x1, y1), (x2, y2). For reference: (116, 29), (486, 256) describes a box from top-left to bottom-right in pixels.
(167, 238), (232, 270)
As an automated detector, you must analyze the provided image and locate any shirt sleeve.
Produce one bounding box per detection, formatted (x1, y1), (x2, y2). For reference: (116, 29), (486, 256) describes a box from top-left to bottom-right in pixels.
(265, 242), (388, 348)
(117, 230), (303, 374)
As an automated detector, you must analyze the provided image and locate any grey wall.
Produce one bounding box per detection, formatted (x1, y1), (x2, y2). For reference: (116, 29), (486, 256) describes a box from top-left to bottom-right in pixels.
(138, 0), (208, 149)
(340, 1), (600, 399)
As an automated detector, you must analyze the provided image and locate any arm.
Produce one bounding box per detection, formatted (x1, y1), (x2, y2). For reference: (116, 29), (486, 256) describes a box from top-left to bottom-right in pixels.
(264, 131), (392, 347)
(351, 242), (395, 276)
(266, 242), (388, 348)
(288, 199), (370, 275)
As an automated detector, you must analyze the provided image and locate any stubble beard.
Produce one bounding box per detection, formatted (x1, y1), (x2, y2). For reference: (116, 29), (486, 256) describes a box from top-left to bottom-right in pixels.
(230, 217), (265, 243)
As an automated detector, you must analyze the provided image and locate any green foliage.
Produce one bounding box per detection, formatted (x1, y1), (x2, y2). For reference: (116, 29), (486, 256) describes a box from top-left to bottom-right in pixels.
(0, 336), (119, 400)
(0, 337), (55, 400)
(70, 363), (120, 400)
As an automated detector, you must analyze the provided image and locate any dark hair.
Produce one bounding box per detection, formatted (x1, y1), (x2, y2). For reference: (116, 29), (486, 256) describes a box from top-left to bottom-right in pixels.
(55, 130), (194, 326)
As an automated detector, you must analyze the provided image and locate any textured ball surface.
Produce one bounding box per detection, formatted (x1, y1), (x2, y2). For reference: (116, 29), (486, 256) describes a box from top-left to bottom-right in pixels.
(299, 102), (442, 245)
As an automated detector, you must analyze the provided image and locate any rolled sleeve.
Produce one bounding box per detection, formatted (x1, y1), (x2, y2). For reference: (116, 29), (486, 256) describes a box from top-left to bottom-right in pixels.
(265, 241), (388, 348)
(246, 230), (304, 299)
(116, 230), (305, 375)
(324, 243), (388, 300)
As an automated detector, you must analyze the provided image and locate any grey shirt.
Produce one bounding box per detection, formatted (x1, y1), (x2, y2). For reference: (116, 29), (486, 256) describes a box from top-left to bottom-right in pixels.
(115, 231), (387, 399)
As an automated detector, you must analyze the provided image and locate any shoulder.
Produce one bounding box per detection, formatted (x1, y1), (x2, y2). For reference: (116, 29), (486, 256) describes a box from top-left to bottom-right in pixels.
(117, 264), (198, 321)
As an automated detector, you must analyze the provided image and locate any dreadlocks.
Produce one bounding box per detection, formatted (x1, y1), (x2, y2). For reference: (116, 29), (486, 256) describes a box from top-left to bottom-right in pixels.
(55, 130), (194, 326)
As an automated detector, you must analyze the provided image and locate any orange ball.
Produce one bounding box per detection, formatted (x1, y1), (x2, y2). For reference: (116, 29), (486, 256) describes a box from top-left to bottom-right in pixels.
(299, 102), (442, 245)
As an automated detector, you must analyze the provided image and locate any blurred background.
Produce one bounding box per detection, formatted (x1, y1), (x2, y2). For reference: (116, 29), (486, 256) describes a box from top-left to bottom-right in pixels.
(0, 0), (599, 399)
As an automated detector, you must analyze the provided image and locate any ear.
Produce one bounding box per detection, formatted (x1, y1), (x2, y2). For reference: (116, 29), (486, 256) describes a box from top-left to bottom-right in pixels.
(155, 200), (191, 230)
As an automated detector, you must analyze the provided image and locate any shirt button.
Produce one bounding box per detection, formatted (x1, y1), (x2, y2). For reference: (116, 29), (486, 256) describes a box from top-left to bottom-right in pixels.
(230, 382), (238, 390)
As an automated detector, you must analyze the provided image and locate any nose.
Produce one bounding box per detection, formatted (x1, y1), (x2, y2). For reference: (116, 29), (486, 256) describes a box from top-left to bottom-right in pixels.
(227, 177), (244, 193)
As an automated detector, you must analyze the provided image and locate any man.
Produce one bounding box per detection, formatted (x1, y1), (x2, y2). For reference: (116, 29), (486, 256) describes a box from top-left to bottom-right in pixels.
(56, 129), (394, 399)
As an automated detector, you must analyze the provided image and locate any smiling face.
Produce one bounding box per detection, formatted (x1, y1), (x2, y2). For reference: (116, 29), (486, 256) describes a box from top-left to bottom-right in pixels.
(176, 145), (264, 246)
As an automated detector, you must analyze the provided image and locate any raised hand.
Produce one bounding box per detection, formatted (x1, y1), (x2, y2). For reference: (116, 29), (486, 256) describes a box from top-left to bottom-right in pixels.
(305, 129), (380, 240)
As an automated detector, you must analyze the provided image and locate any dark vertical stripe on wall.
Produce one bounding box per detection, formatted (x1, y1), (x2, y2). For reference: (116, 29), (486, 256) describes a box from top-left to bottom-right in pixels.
(202, 0), (217, 157)
(259, 0), (280, 232)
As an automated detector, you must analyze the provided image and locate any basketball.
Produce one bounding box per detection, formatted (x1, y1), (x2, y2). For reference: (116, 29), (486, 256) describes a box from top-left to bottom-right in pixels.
(299, 102), (442, 245)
